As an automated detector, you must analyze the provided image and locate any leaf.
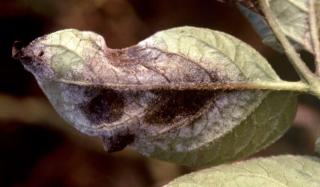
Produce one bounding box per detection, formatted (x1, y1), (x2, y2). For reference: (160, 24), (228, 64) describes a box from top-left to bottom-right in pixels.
(165, 155), (320, 187)
(238, 4), (285, 52)
(137, 91), (296, 167)
(13, 26), (297, 166)
(239, 0), (319, 54)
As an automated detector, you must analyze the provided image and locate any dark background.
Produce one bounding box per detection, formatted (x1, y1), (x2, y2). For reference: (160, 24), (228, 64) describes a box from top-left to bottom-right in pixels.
(0, 0), (319, 186)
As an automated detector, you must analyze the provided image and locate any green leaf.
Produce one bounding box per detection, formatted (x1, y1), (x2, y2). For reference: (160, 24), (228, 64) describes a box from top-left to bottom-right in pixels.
(166, 155), (320, 187)
(240, 0), (319, 54)
(13, 26), (297, 166)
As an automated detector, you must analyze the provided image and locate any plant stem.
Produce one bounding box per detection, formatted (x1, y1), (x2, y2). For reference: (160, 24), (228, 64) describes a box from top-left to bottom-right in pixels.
(258, 0), (317, 83)
(309, 0), (320, 75)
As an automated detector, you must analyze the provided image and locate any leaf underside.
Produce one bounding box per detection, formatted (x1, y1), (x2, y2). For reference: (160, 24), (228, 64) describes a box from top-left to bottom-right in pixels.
(16, 26), (297, 166)
(135, 91), (296, 167)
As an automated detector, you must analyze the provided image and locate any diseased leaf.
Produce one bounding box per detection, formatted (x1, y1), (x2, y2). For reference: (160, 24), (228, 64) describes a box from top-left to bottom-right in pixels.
(165, 155), (320, 187)
(13, 26), (297, 166)
(138, 91), (296, 167)
(239, 0), (319, 54)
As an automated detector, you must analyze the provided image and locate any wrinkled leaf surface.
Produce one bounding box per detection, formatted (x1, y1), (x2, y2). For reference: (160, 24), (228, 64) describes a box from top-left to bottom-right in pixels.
(14, 26), (297, 166)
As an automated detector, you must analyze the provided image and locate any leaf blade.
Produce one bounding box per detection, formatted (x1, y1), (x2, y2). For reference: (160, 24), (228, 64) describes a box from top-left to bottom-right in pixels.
(15, 26), (297, 166)
(134, 91), (296, 167)
(166, 155), (320, 187)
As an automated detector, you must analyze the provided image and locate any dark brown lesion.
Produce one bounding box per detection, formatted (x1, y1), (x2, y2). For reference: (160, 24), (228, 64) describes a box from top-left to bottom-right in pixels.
(106, 46), (145, 66)
(81, 89), (125, 125)
(38, 51), (44, 57)
(101, 133), (134, 152)
(144, 90), (216, 125)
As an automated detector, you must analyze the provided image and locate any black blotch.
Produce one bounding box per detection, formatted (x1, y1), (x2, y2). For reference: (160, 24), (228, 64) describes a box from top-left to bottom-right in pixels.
(38, 51), (44, 57)
(102, 133), (134, 152)
(144, 90), (215, 125)
(82, 89), (125, 125)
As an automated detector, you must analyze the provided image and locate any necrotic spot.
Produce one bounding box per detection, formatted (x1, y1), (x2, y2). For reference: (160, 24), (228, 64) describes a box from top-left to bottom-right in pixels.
(82, 89), (124, 125)
(144, 90), (215, 125)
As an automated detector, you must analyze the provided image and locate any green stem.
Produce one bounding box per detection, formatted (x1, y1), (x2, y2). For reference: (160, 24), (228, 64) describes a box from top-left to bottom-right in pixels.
(258, 0), (317, 83)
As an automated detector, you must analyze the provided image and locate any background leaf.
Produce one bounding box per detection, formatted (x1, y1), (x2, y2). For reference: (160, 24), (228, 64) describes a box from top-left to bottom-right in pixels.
(166, 155), (320, 187)
(15, 26), (297, 166)
(239, 0), (318, 54)
(238, 4), (284, 52)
